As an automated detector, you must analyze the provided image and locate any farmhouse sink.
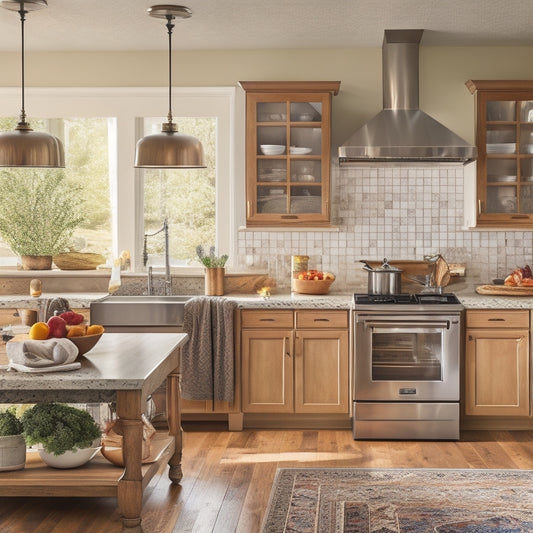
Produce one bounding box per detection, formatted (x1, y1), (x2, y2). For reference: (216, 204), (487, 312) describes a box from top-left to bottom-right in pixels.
(90, 295), (193, 329)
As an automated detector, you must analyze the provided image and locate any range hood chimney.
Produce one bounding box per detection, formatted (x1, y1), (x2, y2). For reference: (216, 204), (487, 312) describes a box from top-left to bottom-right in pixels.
(338, 29), (477, 165)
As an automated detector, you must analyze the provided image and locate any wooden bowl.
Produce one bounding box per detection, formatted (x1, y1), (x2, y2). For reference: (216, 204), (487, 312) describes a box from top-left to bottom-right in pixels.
(53, 252), (106, 270)
(293, 278), (335, 295)
(68, 333), (103, 355)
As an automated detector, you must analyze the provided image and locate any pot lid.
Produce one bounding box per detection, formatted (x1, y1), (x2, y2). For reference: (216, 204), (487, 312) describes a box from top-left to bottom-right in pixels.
(375, 258), (402, 272)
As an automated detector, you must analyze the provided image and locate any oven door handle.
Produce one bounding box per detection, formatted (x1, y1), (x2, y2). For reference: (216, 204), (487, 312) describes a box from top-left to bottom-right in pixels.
(362, 320), (451, 330)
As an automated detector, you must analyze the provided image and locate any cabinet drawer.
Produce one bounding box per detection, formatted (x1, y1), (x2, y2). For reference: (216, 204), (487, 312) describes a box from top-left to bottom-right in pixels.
(466, 309), (529, 328)
(295, 310), (348, 329)
(241, 310), (293, 328)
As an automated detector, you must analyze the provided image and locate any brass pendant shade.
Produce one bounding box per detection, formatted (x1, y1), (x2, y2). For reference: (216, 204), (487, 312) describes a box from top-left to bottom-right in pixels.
(135, 129), (205, 168)
(0, 126), (64, 167)
(0, 0), (65, 168)
(135, 5), (205, 169)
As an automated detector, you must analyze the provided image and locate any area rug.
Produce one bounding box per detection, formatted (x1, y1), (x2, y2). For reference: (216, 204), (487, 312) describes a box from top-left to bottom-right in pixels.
(261, 468), (533, 533)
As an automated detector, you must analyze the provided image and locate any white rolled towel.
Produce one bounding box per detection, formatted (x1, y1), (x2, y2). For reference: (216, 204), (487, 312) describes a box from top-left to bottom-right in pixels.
(6, 338), (79, 369)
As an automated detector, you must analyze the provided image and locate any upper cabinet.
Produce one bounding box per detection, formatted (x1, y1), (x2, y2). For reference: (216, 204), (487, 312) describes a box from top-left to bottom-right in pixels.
(239, 81), (340, 227)
(467, 80), (533, 227)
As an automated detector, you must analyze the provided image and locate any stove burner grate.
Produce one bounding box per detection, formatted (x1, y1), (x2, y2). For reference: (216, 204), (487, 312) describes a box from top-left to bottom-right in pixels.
(354, 293), (461, 305)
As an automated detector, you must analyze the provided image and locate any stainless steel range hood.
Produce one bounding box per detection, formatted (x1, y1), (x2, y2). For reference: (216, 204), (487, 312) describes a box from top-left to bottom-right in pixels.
(339, 29), (477, 165)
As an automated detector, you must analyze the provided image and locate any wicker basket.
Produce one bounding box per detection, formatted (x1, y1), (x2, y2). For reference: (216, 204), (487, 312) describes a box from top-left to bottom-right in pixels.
(53, 252), (106, 270)
(293, 278), (335, 295)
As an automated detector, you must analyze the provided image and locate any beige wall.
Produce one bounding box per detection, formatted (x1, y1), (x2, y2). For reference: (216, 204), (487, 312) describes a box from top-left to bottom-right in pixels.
(2, 46), (533, 147)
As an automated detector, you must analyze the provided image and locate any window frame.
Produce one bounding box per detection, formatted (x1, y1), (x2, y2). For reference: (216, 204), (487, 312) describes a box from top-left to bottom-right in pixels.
(0, 86), (244, 271)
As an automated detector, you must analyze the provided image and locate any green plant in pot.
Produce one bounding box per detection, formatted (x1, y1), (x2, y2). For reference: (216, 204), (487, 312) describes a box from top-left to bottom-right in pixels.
(196, 245), (228, 296)
(0, 407), (26, 472)
(0, 169), (85, 270)
(21, 402), (101, 469)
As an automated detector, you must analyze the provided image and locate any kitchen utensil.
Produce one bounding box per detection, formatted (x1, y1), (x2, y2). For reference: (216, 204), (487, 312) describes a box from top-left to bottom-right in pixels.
(365, 258), (402, 295)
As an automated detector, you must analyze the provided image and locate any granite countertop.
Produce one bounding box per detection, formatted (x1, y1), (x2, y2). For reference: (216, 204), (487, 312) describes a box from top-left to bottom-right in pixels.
(2, 282), (533, 311)
(0, 333), (188, 403)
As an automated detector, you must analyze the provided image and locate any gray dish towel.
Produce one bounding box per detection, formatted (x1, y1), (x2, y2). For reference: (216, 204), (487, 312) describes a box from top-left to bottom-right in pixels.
(181, 296), (237, 402)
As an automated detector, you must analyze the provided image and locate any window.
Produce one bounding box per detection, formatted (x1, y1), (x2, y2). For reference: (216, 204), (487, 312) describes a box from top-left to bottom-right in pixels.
(140, 116), (217, 267)
(0, 87), (241, 270)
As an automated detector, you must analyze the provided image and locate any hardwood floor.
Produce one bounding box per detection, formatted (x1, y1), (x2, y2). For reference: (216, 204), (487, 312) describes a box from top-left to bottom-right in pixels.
(1, 425), (532, 533)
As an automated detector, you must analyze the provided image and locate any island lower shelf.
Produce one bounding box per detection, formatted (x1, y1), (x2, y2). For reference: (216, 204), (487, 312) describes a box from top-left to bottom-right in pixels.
(0, 432), (174, 498)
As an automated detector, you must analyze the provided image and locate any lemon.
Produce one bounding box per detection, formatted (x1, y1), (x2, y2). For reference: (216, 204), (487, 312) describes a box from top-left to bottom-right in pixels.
(29, 321), (50, 340)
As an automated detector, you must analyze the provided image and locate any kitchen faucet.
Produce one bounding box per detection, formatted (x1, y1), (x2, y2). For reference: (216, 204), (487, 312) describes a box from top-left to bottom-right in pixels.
(143, 218), (171, 295)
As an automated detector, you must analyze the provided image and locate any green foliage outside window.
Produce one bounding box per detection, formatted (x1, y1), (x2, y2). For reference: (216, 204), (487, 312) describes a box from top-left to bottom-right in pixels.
(143, 117), (217, 264)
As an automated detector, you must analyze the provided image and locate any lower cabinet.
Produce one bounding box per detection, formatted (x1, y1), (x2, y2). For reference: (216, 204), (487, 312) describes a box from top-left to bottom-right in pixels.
(241, 309), (349, 414)
(465, 310), (530, 417)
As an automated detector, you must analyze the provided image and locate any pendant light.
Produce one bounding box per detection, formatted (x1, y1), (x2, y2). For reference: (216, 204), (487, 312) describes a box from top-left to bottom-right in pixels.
(135, 4), (205, 169)
(0, 0), (64, 167)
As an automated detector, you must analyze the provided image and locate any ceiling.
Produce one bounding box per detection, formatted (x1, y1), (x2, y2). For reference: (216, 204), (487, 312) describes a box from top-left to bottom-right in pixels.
(0, 0), (532, 52)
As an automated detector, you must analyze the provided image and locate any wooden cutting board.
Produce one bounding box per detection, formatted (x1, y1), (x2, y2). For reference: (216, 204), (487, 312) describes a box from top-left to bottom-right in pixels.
(476, 284), (533, 296)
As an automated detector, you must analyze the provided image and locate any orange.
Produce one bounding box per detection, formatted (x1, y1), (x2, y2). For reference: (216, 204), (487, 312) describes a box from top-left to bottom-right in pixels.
(29, 321), (50, 340)
(67, 325), (87, 337)
(87, 325), (104, 335)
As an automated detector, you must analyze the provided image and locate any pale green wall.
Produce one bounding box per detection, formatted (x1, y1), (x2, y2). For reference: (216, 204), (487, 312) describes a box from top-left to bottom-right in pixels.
(1, 46), (533, 147)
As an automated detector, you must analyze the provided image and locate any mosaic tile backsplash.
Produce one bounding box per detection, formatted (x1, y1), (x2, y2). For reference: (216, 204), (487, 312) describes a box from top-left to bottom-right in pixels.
(237, 164), (533, 290)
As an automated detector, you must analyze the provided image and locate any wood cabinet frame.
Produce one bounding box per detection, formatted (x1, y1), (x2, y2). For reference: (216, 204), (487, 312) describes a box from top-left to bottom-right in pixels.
(240, 81), (340, 227)
(467, 80), (533, 227)
(240, 309), (349, 414)
(464, 309), (530, 417)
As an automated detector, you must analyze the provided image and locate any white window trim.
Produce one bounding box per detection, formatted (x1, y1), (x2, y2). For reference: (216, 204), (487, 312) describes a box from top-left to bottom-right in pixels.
(0, 86), (244, 270)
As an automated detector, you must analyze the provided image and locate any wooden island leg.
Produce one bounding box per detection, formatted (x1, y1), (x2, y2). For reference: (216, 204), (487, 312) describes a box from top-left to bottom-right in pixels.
(166, 367), (183, 483)
(116, 390), (144, 532)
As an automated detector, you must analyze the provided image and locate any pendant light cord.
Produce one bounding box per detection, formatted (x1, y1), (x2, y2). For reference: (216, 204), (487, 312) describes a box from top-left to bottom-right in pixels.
(166, 14), (175, 125)
(18, 0), (27, 126)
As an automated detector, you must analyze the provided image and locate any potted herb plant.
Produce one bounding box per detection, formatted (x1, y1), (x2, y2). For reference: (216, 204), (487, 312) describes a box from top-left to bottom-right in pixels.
(0, 169), (85, 270)
(21, 402), (101, 469)
(0, 407), (26, 472)
(196, 245), (229, 296)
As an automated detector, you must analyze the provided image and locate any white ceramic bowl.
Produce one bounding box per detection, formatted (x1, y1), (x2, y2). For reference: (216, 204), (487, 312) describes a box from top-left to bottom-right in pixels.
(260, 144), (285, 155)
(38, 439), (101, 469)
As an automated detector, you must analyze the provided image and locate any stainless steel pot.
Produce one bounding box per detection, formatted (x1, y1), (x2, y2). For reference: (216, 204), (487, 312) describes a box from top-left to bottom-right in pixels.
(362, 258), (402, 295)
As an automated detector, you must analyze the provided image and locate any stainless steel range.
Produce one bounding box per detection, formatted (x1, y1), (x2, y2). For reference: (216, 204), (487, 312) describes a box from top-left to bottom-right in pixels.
(353, 293), (463, 440)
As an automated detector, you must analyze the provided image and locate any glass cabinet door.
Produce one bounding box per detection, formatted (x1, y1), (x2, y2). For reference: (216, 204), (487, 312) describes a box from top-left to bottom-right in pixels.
(255, 101), (323, 217)
(241, 81), (340, 227)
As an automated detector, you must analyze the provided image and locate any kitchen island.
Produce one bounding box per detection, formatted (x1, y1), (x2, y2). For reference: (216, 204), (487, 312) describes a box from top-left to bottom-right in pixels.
(0, 332), (188, 533)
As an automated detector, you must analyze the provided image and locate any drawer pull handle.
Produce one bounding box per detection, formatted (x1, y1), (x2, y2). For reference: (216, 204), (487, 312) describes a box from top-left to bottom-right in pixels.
(487, 318), (505, 321)
(259, 318), (275, 322)
(314, 318), (330, 322)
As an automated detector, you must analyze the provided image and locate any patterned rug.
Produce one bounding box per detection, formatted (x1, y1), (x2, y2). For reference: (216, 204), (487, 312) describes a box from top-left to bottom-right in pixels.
(261, 468), (533, 533)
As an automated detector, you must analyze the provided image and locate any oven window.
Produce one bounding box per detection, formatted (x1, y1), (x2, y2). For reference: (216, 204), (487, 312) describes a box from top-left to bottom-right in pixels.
(371, 331), (442, 381)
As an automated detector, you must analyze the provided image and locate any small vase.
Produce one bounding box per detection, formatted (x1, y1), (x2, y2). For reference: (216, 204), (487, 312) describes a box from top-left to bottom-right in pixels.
(0, 435), (26, 472)
(205, 267), (225, 296)
(21, 255), (53, 270)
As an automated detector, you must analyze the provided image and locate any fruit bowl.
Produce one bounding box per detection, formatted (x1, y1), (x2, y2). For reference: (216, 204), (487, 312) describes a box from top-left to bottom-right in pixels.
(293, 278), (335, 295)
(68, 333), (103, 356)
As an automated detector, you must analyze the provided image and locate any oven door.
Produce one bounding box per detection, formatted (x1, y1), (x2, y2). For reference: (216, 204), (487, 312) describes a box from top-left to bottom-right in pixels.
(354, 313), (460, 401)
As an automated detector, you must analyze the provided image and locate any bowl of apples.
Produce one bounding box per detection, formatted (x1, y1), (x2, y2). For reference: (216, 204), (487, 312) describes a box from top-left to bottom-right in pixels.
(293, 270), (336, 295)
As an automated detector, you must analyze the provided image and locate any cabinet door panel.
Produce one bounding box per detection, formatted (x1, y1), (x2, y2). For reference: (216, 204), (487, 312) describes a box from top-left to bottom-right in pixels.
(242, 329), (293, 412)
(294, 330), (349, 413)
(465, 328), (529, 416)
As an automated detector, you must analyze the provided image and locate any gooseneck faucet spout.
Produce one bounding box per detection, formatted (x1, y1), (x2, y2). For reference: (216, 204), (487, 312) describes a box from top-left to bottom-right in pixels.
(143, 218), (171, 295)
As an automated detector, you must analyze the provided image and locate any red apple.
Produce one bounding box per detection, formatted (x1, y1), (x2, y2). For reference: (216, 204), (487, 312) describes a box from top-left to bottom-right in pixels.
(47, 316), (67, 338)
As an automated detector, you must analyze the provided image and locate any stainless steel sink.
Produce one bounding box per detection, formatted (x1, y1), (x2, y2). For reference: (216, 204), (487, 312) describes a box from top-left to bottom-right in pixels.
(90, 295), (193, 329)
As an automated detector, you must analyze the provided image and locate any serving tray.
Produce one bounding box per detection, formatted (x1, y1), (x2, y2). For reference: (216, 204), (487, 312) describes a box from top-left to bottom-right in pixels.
(475, 284), (533, 296)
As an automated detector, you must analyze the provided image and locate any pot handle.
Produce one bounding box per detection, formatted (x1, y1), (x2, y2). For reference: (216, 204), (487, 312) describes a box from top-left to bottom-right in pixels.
(359, 260), (374, 271)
